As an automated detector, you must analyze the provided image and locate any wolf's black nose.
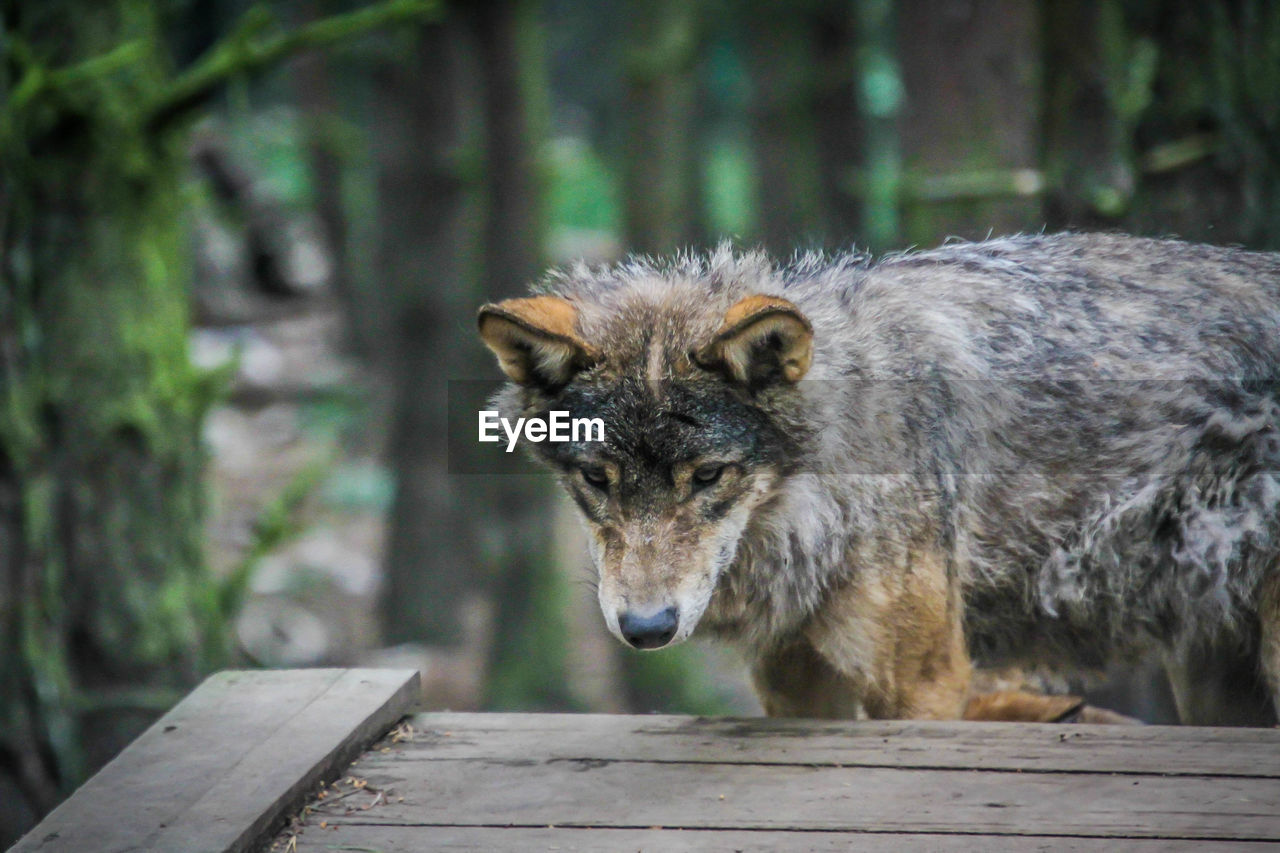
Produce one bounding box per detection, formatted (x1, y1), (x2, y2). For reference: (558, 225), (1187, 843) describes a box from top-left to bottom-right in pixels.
(619, 607), (678, 649)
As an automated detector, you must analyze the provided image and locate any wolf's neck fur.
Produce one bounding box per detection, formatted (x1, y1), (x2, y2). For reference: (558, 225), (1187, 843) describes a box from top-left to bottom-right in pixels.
(705, 467), (926, 656)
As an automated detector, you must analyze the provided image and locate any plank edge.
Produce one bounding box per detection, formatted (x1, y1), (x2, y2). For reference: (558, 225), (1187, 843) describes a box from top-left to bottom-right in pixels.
(224, 668), (421, 853)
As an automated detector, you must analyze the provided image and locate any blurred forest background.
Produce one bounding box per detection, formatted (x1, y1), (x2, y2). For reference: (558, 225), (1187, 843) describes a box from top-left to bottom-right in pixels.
(3, 0), (1280, 842)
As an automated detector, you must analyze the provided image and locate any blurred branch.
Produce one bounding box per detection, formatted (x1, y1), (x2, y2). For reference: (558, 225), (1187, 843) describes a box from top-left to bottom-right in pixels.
(844, 167), (1045, 203)
(5, 37), (148, 115)
(146, 0), (440, 132)
(1140, 133), (1221, 175)
(843, 133), (1220, 209)
(46, 39), (148, 89)
(908, 169), (1045, 203)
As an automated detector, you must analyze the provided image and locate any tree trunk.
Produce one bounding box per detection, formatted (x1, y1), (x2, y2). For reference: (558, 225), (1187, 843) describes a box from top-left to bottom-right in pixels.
(465, 0), (575, 710)
(376, 14), (483, 648)
(292, 0), (367, 357)
(896, 0), (1042, 246)
(0, 2), (225, 842)
(811, 1), (864, 248)
(745, 4), (824, 254)
(621, 0), (702, 254)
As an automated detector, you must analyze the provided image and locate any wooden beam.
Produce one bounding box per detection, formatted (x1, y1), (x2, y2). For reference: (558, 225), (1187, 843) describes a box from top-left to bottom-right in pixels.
(12, 668), (419, 853)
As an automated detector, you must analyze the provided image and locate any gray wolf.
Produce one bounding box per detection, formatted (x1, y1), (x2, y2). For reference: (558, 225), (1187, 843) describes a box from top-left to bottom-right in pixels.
(477, 233), (1280, 725)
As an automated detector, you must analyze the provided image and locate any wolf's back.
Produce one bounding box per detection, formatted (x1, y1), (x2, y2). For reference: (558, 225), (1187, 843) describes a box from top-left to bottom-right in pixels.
(797, 232), (1280, 382)
(801, 233), (1280, 666)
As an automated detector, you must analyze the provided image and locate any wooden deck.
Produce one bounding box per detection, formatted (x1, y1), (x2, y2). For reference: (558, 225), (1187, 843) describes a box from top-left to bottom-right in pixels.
(13, 669), (1280, 851)
(287, 711), (1280, 851)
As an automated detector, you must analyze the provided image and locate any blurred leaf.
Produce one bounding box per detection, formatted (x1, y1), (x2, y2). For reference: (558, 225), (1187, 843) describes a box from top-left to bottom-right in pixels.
(860, 55), (904, 118)
(322, 462), (394, 512)
(704, 138), (754, 236)
(547, 136), (619, 231)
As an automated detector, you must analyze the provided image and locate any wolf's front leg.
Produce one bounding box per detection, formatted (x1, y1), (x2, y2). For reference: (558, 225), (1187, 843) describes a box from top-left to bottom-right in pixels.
(797, 549), (1111, 722)
(749, 636), (866, 718)
(754, 548), (1112, 722)
(801, 548), (974, 720)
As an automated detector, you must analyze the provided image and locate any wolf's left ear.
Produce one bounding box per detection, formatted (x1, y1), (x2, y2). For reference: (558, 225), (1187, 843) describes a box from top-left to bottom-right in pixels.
(696, 294), (813, 386)
(478, 296), (597, 388)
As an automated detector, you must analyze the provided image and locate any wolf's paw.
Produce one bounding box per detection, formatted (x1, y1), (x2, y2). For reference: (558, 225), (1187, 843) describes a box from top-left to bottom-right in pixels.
(963, 690), (1142, 724)
(1053, 703), (1144, 725)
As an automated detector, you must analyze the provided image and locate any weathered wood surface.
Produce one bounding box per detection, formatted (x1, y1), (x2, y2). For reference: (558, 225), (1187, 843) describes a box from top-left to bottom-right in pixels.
(285, 711), (1280, 851)
(387, 711), (1280, 777)
(289, 826), (1279, 852)
(12, 668), (419, 853)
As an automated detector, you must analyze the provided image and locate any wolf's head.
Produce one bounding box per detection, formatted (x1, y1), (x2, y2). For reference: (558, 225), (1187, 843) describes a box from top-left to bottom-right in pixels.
(478, 263), (814, 650)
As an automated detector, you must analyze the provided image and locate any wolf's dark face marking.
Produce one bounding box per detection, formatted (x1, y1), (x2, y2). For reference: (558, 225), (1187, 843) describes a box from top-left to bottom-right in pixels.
(530, 377), (799, 647)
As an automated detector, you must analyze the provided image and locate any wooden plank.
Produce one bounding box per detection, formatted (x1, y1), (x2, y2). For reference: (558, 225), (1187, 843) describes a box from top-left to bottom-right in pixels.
(397, 712), (1280, 778)
(293, 825), (1275, 852)
(331, 755), (1280, 840)
(13, 668), (419, 853)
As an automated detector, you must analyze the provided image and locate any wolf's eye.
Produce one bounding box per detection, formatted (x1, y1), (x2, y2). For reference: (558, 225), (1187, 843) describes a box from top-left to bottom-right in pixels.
(581, 465), (609, 490)
(691, 464), (724, 490)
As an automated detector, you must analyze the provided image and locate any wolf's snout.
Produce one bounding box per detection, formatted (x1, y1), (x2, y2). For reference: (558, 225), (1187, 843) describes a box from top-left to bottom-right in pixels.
(618, 607), (678, 649)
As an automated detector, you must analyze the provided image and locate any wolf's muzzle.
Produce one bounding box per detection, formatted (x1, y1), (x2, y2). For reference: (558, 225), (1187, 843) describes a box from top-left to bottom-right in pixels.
(618, 607), (679, 649)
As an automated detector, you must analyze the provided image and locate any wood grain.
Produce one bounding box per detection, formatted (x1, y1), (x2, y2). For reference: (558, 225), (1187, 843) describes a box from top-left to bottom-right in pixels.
(330, 752), (1280, 841)
(395, 711), (1280, 777)
(293, 825), (1273, 852)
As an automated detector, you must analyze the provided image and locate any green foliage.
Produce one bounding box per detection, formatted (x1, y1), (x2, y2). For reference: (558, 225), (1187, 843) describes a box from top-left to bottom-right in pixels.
(1099, 1), (1159, 124)
(854, 0), (903, 251)
(547, 137), (620, 232)
(704, 138), (755, 237)
(546, 133), (758, 244)
(219, 457), (334, 619)
(321, 461), (395, 512)
(225, 109), (318, 208)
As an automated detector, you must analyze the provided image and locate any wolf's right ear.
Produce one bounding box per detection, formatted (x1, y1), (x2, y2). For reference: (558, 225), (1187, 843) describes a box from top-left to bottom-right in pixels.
(477, 296), (597, 388)
(696, 294), (813, 386)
